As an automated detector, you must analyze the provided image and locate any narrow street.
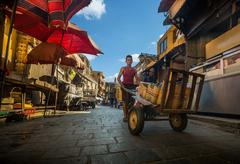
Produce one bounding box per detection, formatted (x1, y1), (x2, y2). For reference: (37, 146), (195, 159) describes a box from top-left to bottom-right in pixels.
(0, 106), (239, 164)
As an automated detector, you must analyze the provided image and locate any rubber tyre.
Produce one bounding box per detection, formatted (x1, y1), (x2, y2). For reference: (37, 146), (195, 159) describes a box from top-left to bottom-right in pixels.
(128, 107), (144, 135)
(169, 114), (188, 132)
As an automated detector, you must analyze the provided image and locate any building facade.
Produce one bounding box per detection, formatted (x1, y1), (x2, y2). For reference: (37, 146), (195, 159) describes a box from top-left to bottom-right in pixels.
(157, 25), (186, 70)
(158, 0), (240, 115)
(92, 71), (106, 99)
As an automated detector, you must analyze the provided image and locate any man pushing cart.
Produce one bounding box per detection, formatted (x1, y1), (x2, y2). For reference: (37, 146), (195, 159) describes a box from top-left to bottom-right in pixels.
(117, 55), (140, 122)
(117, 55), (205, 135)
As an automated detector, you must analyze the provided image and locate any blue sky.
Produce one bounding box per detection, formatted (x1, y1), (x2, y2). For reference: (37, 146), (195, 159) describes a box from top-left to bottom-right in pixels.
(71, 0), (167, 82)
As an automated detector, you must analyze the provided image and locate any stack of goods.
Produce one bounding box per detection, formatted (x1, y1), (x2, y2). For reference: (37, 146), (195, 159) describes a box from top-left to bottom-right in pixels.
(138, 82), (164, 105)
(138, 81), (191, 109)
(1, 97), (14, 111)
(138, 82), (149, 98)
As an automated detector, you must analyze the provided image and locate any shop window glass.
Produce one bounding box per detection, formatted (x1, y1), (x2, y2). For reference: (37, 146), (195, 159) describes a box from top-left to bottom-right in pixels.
(205, 62), (221, 72)
(160, 42), (163, 54)
(164, 38), (167, 51)
(204, 61), (221, 78)
(224, 53), (240, 73)
(159, 38), (167, 54)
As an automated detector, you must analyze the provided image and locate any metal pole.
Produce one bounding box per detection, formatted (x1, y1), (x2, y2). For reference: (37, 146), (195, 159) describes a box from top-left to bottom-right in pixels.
(44, 10), (65, 116)
(0, 0), (18, 110)
(54, 64), (59, 115)
(44, 64), (55, 117)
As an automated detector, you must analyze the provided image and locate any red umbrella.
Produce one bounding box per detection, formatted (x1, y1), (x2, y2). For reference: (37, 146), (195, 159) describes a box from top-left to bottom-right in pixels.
(47, 23), (102, 55)
(1, 0), (94, 115)
(27, 42), (67, 64)
(17, 0), (92, 29)
(12, 12), (102, 55)
(4, 0), (102, 55)
(27, 42), (84, 69)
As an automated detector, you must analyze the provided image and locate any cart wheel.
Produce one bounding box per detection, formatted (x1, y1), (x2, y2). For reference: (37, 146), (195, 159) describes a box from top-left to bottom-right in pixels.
(128, 107), (144, 135)
(169, 114), (188, 132)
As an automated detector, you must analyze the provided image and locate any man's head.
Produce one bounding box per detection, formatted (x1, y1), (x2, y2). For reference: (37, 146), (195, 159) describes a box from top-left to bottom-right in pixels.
(149, 68), (155, 76)
(125, 55), (133, 66)
(138, 54), (145, 63)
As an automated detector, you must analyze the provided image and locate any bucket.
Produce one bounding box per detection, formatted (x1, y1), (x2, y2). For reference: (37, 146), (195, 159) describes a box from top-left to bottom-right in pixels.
(1, 97), (14, 111)
(148, 84), (161, 104)
(10, 87), (22, 103)
(138, 82), (149, 98)
(144, 83), (153, 101)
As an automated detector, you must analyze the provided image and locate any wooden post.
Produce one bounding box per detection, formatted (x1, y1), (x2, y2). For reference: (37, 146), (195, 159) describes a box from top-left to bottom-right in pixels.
(165, 70), (177, 109)
(0, 9), (5, 67)
(178, 72), (188, 109)
(187, 76), (197, 110)
(159, 69), (170, 109)
(194, 76), (205, 111)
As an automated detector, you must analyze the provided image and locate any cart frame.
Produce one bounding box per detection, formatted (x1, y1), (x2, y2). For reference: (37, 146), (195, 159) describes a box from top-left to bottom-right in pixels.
(127, 68), (205, 135)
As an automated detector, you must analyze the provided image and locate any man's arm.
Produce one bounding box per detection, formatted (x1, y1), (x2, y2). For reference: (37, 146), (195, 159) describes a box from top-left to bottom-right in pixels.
(117, 67), (124, 87)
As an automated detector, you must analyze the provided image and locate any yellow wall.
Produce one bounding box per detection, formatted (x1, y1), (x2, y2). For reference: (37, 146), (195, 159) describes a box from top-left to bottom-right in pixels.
(157, 25), (185, 60)
(2, 16), (18, 69)
(205, 24), (240, 59)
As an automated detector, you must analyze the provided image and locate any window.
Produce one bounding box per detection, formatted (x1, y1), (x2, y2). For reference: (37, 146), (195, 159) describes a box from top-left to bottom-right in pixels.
(223, 53), (240, 74)
(205, 61), (221, 72)
(203, 61), (222, 78)
(159, 38), (167, 54)
(160, 41), (163, 54)
(164, 39), (167, 51)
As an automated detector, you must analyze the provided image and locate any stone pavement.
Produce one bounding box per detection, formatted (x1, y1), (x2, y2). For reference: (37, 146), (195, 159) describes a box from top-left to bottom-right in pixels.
(0, 106), (240, 164)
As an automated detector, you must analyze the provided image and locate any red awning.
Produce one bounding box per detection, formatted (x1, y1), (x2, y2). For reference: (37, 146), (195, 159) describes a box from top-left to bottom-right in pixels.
(158, 0), (176, 12)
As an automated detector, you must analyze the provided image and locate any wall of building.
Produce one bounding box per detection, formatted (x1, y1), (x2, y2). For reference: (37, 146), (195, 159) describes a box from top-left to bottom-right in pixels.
(157, 26), (185, 60)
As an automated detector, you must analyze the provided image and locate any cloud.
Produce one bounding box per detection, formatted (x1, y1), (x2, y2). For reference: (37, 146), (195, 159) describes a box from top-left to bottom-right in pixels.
(77, 0), (106, 20)
(147, 41), (157, 51)
(151, 41), (157, 45)
(118, 53), (140, 63)
(105, 73), (118, 82)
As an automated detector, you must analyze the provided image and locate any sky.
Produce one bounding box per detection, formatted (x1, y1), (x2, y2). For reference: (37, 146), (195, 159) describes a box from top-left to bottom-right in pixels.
(71, 0), (167, 82)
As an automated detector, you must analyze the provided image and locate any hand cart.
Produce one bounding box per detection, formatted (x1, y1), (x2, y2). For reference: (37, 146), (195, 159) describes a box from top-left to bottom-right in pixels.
(126, 68), (205, 135)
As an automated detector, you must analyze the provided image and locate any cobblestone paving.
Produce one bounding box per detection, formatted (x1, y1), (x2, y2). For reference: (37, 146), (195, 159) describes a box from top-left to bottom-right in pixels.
(0, 106), (240, 164)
